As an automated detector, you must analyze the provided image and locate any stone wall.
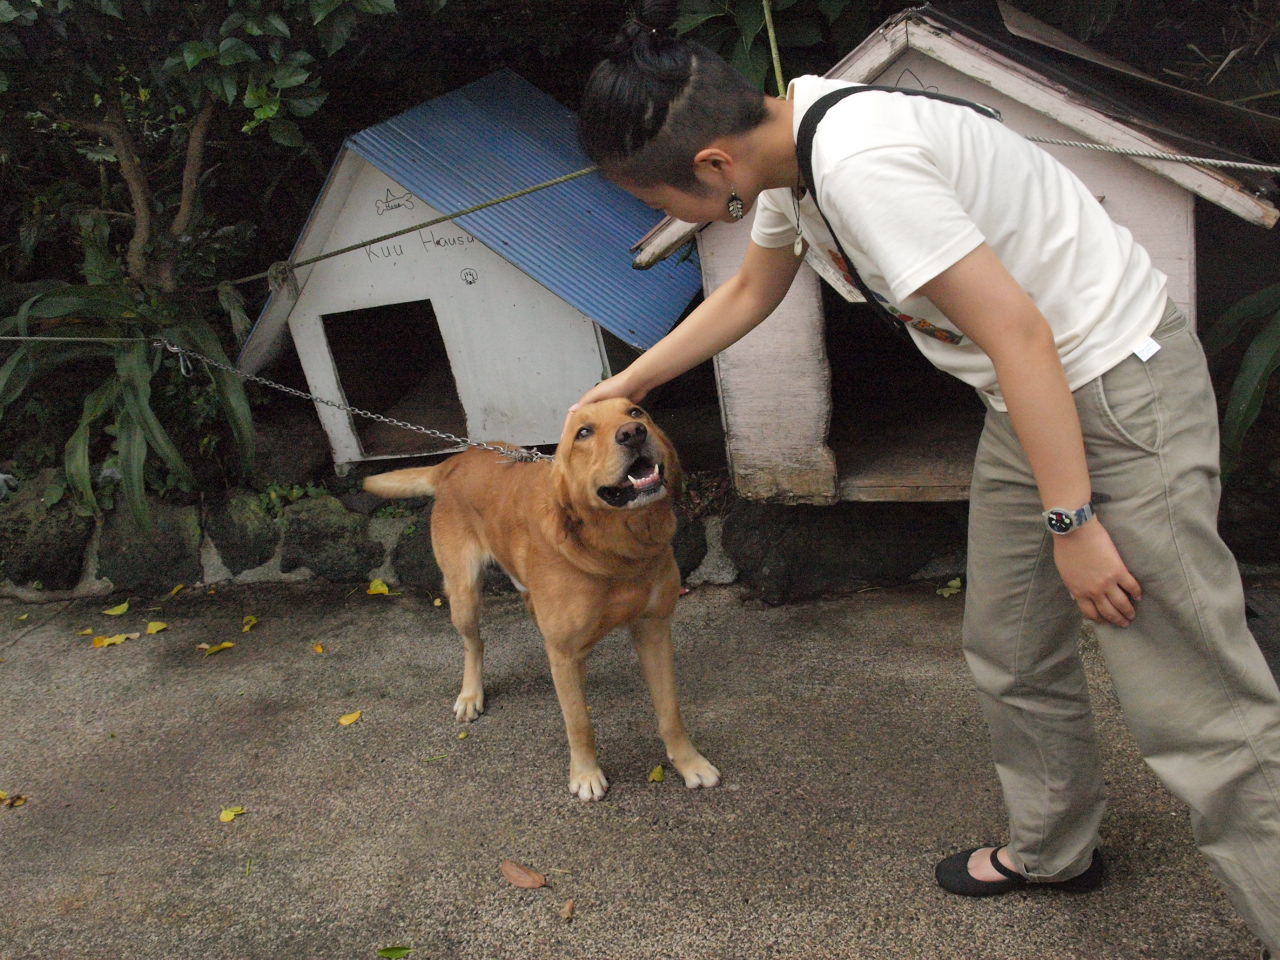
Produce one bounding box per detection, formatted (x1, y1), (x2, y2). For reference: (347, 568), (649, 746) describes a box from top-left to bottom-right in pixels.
(0, 479), (968, 604)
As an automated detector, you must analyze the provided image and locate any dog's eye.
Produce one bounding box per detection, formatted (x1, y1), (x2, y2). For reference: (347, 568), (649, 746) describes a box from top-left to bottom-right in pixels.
(575, 426), (593, 440)
(628, 407), (644, 419)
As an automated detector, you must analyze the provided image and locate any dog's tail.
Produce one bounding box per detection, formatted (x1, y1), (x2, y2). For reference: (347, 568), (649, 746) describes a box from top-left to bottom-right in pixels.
(362, 465), (442, 499)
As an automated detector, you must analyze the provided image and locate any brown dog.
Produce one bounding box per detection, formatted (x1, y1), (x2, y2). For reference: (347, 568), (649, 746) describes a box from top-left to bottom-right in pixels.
(363, 398), (720, 800)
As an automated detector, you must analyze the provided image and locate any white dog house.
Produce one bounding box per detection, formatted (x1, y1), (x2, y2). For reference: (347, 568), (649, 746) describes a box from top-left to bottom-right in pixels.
(237, 69), (702, 470)
(635, 3), (1280, 503)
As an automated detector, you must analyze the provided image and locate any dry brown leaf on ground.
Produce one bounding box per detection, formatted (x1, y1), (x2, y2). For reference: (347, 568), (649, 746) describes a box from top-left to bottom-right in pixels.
(500, 859), (548, 889)
(559, 898), (575, 922)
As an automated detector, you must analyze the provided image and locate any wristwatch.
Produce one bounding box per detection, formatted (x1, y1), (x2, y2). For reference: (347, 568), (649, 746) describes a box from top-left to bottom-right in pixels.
(1042, 502), (1096, 535)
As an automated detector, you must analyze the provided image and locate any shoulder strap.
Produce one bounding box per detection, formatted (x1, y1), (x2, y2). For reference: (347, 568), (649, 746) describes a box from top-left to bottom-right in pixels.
(797, 85), (1001, 196)
(795, 85), (1001, 332)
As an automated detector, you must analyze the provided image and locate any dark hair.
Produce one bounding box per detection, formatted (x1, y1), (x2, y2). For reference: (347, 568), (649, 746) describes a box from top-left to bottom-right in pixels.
(579, 0), (768, 192)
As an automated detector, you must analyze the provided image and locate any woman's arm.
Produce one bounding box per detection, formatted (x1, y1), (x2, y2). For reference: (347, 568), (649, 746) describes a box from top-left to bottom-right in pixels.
(573, 240), (803, 407)
(917, 243), (1142, 627)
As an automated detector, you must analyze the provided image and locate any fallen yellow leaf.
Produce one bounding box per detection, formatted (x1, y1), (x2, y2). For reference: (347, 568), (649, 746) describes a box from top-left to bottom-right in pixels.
(936, 577), (963, 598)
(78, 629), (93, 636)
(367, 579), (390, 595)
(103, 601), (129, 616)
(16, 613), (29, 621)
(4, 794), (27, 808)
(202, 641), (235, 656)
(93, 634), (127, 648)
(146, 621), (168, 635)
(458, 730), (469, 740)
(312, 643), (325, 654)
(219, 805), (246, 823)
(500, 859), (548, 889)
(242, 615), (258, 633)
(339, 710), (363, 726)
(648, 764), (665, 783)
(166, 584), (185, 598)
(0, 790), (6, 800)
(432, 598), (443, 607)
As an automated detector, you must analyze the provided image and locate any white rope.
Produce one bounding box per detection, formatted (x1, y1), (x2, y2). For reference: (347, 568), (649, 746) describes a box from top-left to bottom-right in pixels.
(1025, 137), (1280, 175)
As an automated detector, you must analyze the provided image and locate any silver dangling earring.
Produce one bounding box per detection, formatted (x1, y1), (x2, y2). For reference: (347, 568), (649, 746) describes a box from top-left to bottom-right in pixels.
(727, 191), (745, 221)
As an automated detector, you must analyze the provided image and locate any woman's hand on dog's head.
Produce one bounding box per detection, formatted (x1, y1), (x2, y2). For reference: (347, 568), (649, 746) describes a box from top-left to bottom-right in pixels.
(567, 371), (647, 432)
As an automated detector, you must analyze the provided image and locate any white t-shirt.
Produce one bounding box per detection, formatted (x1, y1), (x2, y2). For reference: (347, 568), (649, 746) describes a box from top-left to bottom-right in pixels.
(751, 76), (1169, 410)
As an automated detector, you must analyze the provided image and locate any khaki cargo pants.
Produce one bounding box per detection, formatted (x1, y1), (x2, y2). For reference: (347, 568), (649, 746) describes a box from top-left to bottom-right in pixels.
(962, 300), (1280, 951)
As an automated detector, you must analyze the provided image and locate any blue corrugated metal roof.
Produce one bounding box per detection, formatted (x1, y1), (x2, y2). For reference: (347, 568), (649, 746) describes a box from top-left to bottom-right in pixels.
(344, 68), (700, 350)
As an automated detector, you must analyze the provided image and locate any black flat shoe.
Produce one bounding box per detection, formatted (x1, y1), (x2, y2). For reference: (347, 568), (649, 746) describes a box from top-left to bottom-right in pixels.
(935, 846), (1105, 897)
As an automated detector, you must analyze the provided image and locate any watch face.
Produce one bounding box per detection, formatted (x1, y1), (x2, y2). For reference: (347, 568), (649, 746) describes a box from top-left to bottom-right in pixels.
(1046, 510), (1074, 534)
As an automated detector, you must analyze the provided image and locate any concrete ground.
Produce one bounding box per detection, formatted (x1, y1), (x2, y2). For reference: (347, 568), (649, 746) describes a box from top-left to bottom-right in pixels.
(2, 578), (1277, 960)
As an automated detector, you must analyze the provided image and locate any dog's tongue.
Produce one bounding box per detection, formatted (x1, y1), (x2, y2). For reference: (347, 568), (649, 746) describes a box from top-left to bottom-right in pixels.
(627, 462), (661, 490)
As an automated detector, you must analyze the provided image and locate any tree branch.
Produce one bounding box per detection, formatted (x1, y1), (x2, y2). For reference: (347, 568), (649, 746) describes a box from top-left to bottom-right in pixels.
(102, 98), (154, 287)
(171, 96), (215, 240)
(157, 95), (216, 292)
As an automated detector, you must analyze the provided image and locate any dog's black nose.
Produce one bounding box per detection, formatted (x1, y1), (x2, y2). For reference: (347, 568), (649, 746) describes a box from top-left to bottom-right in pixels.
(616, 421), (647, 449)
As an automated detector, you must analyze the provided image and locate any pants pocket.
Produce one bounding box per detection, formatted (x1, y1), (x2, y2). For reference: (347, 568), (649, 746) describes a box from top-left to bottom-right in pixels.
(1088, 355), (1163, 454)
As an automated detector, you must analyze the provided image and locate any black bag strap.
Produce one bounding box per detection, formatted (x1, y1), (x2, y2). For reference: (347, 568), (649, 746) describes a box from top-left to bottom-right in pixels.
(795, 85), (1001, 332)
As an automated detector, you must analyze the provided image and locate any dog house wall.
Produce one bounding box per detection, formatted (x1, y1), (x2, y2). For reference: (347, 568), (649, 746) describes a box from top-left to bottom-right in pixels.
(238, 69), (704, 471)
(689, 13), (1276, 504)
(282, 150), (609, 466)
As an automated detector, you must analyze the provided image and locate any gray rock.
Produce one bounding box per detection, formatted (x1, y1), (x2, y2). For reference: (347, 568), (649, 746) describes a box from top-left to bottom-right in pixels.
(390, 506), (442, 593)
(97, 499), (202, 593)
(673, 510), (707, 579)
(0, 468), (93, 590)
(203, 491), (278, 575)
(279, 495), (383, 582)
(722, 500), (966, 603)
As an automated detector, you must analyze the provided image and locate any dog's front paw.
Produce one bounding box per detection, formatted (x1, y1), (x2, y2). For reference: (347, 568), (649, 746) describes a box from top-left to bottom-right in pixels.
(674, 753), (721, 790)
(453, 690), (484, 722)
(568, 766), (609, 801)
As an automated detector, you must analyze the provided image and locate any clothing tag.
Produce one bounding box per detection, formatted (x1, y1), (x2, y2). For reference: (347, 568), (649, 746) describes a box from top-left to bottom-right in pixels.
(1133, 337), (1161, 362)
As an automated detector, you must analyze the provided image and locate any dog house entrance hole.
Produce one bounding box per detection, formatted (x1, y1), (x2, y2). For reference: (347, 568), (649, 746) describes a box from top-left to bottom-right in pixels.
(322, 300), (466, 459)
(824, 290), (984, 500)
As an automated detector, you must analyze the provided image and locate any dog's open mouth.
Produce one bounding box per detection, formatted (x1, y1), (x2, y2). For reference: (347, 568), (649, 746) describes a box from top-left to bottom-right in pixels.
(597, 455), (666, 508)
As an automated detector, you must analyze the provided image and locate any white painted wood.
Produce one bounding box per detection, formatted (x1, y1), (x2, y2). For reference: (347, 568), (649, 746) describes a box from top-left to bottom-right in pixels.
(631, 216), (701, 267)
(832, 20), (1276, 228)
(698, 218), (837, 503)
(283, 153), (610, 466)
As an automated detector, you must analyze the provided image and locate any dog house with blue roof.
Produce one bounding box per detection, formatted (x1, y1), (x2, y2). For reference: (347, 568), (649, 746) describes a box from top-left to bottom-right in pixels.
(237, 69), (702, 471)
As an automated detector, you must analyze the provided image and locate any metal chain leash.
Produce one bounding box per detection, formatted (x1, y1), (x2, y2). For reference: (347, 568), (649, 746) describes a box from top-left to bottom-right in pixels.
(152, 338), (555, 462)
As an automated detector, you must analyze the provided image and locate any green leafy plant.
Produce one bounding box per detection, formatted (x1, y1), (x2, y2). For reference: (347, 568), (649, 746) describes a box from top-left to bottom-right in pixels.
(258, 480), (329, 517)
(675, 0), (868, 94)
(1202, 282), (1280, 474)
(0, 286), (255, 524)
(0, 0), (414, 527)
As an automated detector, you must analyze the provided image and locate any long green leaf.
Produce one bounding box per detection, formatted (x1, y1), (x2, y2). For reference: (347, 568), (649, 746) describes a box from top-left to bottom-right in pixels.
(1202, 282), (1280, 360)
(0, 342), (31, 412)
(116, 407), (151, 529)
(64, 379), (121, 518)
(167, 319), (257, 473)
(115, 341), (195, 487)
(1221, 307), (1280, 471)
(0, 294), (39, 337)
(0, 342), (115, 420)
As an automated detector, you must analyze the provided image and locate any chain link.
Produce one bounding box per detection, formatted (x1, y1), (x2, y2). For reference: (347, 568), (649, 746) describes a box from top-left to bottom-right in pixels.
(153, 339), (554, 462)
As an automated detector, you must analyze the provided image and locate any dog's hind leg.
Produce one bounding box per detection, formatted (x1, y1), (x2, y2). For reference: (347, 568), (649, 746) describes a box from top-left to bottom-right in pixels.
(630, 617), (721, 790)
(439, 541), (488, 723)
